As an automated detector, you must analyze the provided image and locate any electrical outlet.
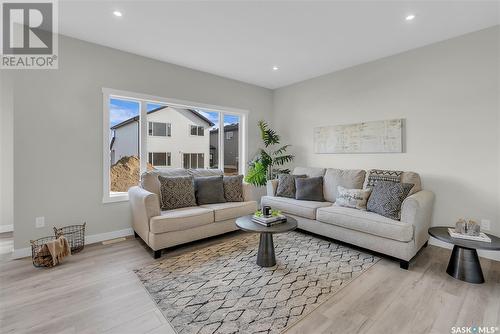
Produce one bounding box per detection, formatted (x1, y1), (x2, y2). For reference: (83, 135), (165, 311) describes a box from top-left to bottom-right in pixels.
(481, 219), (491, 231)
(35, 216), (45, 228)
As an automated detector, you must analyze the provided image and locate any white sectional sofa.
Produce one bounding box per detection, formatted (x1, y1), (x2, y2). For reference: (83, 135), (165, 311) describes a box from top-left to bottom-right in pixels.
(261, 167), (435, 269)
(129, 168), (258, 258)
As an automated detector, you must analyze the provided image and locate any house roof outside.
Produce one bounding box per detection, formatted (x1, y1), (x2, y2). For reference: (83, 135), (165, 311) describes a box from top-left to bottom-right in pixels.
(110, 106), (214, 130)
(209, 123), (239, 134)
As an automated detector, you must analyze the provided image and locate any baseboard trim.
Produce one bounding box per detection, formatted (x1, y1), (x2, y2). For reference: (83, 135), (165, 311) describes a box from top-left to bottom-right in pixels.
(0, 224), (14, 233)
(429, 237), (500, 262)
(11, 227), (134, 260)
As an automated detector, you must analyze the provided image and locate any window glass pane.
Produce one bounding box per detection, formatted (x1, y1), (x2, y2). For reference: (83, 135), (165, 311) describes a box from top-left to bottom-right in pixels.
(198, 126), (204, 136)
(191, 125), (197, 136)
(153, 152), (167, 166)
(109, 98), (140, 193)
(148, 122), (153, 136)
(167, 152), (171, 166)
(195, 110), (219, 169)
(223, 114), (240, 175)
(153, 122), (167, 136)
(148, 152), (152, 164)
(183, 154), (189, 169)
(198, 153), (204, 169)
(190, 153), (198, 169)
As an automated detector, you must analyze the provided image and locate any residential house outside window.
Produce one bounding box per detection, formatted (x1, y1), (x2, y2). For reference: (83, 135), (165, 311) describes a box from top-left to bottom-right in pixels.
(149, 122), (171, 137)
(190, 125), (204, 136)
(183, 153), (204, 169)
(148, 152), (171, 167)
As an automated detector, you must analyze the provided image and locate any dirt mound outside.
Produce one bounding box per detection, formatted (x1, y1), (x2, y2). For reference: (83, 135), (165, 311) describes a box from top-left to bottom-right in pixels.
(110, 156), (154, 192)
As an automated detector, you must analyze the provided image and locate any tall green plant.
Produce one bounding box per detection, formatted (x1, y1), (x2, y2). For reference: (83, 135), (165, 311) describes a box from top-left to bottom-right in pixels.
(245, 121), (294, 186)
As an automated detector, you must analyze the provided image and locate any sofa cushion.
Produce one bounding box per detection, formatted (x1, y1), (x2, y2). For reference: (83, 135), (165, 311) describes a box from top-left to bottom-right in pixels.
(276, 174), (306, 198)
(194, 176), (226, 205)
(292, 167), (326, 177)
(200, 201), (258, 222)
(316, 206), (414, 242)
(323, 168), (366, 203)
(261, 195), (332, 220)
(158, 175), (197, 210)
(223, 175), (244, 202)
(150, 206), (214, 233)
(363, 170), (422, 196)
(188, 168), (223, 177)
(141, 168), (190, 196)
(295, 177), (324, 201)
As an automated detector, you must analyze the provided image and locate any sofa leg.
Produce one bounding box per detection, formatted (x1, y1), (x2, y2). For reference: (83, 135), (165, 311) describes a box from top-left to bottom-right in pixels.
(400, 260), (409, 270)
(153, 250), (162, 259)
(134, 231), (139, 238)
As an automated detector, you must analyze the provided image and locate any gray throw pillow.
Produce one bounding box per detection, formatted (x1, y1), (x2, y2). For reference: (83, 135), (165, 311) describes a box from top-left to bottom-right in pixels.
(223, 175), (244, 202)
(194, 176), (226, 205)
(295, 177), (325, 202)
(158, 175), (196, 210)
(367, 181), (414, 220)
(276, 174), (306, 198)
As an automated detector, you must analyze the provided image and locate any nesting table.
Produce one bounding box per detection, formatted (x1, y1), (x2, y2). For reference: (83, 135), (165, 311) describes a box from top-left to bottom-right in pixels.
(428, 226), (500, 284)
(235, 215), (297, 267)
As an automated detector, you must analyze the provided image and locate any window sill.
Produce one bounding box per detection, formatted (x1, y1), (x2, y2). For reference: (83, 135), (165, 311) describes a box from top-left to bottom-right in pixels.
(103, 192), (129, 204)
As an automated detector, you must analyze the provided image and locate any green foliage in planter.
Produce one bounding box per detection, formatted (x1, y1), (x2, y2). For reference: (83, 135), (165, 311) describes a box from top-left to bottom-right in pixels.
(245, 121), (294, 186)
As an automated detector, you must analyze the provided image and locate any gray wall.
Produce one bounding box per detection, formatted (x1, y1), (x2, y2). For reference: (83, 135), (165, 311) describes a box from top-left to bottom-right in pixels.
(273, 27), (500, 237)
(7, 35), (272, 248)
(0, 72), (14, 231)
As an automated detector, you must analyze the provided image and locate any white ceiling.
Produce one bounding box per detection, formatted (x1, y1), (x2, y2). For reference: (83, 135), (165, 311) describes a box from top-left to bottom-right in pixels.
(59, 1), (500, 89)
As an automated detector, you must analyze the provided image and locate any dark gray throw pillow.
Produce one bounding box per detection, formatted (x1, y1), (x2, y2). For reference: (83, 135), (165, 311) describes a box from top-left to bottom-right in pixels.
(194, 176), (226, 205)
(158, 175), (196, 210)
(295, 177), (325, 202)
(223, 175), (244, 202)
(276, 174), (306, 198)
(367, 181), (414, 220)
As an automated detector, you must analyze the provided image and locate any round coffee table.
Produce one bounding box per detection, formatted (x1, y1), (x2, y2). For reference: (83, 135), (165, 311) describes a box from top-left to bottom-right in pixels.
(428, 226), (500, 284)
(235, 215), (297, 267)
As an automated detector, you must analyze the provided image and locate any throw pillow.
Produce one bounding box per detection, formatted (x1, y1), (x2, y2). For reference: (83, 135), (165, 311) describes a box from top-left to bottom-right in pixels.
(366, 169), (403, 188)
(158, 175), (196, 210)
(367, 181), (414, 220)
(295, 177), (325, 201)
(276, 174), (306, 198)
(223, 175), (244, 202)
(335, 186), (372, 210)
(194, 176), (226, 205)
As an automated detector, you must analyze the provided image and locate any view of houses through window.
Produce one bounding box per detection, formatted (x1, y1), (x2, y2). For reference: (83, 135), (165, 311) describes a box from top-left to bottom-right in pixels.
(107, 96), (242, 194)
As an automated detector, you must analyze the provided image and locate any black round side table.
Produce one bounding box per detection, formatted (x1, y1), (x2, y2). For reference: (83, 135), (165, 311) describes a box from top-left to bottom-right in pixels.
(235, 215), (297, 267)
(428, 227), (500, 284)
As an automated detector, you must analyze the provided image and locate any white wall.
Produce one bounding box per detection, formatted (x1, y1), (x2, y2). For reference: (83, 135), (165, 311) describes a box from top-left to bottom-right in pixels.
(7, 35), (272, 250)
(273, 27), (500, 238)
(0, 72), (14, 232)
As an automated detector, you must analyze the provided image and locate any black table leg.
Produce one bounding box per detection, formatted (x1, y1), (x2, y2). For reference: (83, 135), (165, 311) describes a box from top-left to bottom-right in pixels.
(257, 233), (276, 267)
(446, 245), (485, 284)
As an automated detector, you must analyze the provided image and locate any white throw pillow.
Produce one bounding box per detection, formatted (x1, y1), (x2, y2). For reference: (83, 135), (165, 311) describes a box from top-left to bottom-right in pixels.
(335, 186), (372, 210)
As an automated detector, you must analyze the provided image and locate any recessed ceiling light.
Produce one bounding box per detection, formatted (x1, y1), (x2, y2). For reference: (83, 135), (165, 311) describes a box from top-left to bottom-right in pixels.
(405, 14), (416, 21)
(113, 11), (123, 17)
(272, 66), (279, 71)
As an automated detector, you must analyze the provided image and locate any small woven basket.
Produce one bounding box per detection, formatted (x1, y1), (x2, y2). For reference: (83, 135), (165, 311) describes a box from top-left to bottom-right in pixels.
(31, 236), (57, 268)
(54, 222), (86, 254)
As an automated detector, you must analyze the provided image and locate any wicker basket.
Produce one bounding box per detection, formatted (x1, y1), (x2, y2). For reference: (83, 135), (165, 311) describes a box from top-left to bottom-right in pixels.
(54, 222), (86, 254)
(31, 236), (58, 268)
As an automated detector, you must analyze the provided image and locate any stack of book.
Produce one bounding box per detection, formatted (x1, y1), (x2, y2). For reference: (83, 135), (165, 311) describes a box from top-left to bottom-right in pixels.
(448, 228), (491, 243)
(252, 214), (287, 227)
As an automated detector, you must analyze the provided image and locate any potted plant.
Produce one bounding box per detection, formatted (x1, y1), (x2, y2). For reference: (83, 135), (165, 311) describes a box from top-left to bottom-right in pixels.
(245, 120), (294, 187)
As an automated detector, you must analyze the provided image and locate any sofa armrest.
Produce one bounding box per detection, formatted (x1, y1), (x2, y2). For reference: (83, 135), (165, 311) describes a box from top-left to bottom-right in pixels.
(128, 186), (161, 243)
(266, 179), (279, 197)
(401, 190), (435, 248)
(242, 182), (266, 204)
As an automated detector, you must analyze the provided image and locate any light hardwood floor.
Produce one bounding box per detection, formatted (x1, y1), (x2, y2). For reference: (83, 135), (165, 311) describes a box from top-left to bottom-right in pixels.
(1, 231), (499, 334)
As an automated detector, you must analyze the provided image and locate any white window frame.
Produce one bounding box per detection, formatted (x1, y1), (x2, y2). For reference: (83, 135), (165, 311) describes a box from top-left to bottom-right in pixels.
(189, 124), (204, 136)
(149, 121), (171, 137)
(102, 88), (249, 203)
(149, 152), (171, 167)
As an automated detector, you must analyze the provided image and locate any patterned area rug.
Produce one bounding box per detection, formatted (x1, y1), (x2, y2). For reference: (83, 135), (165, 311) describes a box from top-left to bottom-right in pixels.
(134, 231), (379, 334)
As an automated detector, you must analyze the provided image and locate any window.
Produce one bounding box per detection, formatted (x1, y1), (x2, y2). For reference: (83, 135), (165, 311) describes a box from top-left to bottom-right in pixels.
(190, 125), (204, 136)
(148, 122), (171, 136)
(148, 152), (171, 166)
(183, 153), (204, 169)
(103, 88), (247, 203)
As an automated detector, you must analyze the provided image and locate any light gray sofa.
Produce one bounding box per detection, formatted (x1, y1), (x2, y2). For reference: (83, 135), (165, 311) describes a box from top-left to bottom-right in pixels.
(129, 168), (257, 258)
(261, 167), (435, 269)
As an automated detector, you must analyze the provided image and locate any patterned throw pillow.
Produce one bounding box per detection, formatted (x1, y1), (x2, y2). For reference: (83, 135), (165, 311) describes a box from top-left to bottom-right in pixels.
(335, 186), (372, 210)
(276, 174), (306, 198)
(223, 175), (244, 202)
(367, 181), (414, 220)
(366, 169), (403, 188)
(158, 175), (196, 210)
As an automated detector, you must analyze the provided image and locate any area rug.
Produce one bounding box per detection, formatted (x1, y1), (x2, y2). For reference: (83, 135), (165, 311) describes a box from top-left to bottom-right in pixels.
(134, 231), (379, 334)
